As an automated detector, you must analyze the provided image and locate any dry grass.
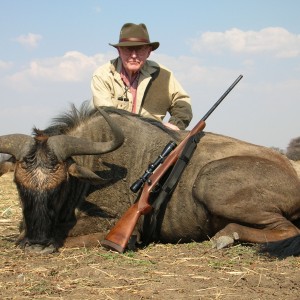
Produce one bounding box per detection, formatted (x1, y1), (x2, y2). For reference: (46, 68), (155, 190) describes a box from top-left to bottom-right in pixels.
(1, 172), (300, 300)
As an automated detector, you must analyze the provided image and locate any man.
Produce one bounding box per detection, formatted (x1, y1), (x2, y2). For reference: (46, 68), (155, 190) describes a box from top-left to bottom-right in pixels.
(91, 23), (192, 130)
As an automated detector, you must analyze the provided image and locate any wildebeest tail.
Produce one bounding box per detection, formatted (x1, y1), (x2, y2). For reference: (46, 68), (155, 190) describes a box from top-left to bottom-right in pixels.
(260, 234), (300, 258)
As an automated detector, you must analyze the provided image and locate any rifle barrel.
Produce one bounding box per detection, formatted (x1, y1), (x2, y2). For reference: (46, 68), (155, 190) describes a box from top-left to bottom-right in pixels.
(201, 75), (243, 121)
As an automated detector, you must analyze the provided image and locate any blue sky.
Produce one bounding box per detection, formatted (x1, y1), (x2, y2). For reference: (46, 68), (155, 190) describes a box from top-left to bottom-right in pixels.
(1, 0), (299, 149)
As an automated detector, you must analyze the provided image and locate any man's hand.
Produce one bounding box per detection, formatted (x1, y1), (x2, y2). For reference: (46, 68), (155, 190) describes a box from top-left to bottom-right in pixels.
(163, 122), (180, 130)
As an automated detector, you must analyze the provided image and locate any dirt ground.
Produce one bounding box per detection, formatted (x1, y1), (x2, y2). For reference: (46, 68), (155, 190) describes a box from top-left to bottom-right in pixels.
(1, 172), (300, 300)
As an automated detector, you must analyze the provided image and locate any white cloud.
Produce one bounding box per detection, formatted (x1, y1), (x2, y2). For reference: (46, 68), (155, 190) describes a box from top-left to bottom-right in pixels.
(0, 60), (13, 70)
(7, 51), (109, 90)
(190, 27), (300, 58)
(14, 33), (43, 48)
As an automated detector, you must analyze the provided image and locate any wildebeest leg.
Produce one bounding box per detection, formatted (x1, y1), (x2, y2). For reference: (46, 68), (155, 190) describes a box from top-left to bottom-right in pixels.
(211, 221), (300, 249)
(64, 231), (139, 250)
(64, 232), (107, 248)
(193, 155), (300, 249)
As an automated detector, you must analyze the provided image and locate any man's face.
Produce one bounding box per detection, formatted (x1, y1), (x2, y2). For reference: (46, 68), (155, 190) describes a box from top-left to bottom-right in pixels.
(118, 45), (152, 75)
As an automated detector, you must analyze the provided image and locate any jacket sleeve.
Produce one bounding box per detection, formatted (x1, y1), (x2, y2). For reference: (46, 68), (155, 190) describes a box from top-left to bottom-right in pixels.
(91, 66), (116, 108)
(167, 74), (193, 130)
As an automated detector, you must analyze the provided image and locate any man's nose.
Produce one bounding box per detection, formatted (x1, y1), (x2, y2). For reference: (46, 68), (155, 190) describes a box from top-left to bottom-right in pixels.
(131, 50), (137, 57)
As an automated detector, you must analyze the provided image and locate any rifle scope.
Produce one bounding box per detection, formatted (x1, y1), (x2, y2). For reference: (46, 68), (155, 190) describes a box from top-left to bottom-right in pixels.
(130, 141), (177, 193)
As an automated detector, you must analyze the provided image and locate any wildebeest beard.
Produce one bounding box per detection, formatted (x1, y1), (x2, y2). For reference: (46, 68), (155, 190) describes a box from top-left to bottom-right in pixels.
(14, 139), (76, 249)
(15, 183), (71, 248)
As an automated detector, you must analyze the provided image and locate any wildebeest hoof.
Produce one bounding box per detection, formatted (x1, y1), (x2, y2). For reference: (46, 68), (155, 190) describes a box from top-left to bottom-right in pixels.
(213, 236), (234, 249)
(211, 232), (239, 250)
(24, 244), (57, 254)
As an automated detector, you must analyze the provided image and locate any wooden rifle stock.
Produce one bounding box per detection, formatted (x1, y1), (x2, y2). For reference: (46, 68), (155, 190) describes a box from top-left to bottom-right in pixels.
(101, 120), (206, 253)
(99, 202), (145, 253)
(101, 75), (243, 253)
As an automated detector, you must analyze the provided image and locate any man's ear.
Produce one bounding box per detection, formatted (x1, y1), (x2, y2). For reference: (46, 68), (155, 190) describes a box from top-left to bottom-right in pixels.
(146, 47), (152, 58)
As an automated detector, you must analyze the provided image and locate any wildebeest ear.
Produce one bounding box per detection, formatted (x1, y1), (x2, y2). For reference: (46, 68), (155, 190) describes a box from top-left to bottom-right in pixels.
(0, 161), (15, 176)
(67, 163), (107, 185)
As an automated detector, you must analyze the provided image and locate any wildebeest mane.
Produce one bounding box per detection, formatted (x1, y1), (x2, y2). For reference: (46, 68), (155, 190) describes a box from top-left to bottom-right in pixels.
(35, 100), (180, 139)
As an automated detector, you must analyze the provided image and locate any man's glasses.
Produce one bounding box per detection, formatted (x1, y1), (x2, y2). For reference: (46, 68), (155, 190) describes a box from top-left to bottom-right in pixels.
(119, 46), (150, 56)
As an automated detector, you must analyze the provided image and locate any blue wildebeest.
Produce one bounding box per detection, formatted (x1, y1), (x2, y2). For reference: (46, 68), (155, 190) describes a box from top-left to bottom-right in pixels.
(1, 103), (300, 257)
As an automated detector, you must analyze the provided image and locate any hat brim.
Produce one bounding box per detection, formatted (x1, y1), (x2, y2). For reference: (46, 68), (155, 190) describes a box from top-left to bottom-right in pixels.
(109, 41), (159, 51)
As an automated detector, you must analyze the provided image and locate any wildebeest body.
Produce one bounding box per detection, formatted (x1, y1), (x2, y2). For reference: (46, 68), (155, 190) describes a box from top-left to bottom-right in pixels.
(1, 105), (300, 257)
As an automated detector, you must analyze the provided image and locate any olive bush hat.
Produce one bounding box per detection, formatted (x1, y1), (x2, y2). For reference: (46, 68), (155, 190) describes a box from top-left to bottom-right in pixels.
(109, 23), (160, 51)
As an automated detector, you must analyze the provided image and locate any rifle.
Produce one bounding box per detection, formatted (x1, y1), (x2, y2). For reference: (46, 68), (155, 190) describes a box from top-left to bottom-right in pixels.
(101, 75), (243, 253)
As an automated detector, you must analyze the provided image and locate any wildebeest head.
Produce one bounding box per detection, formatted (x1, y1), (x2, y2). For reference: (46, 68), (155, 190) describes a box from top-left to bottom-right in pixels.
(0, 108), (124, 253)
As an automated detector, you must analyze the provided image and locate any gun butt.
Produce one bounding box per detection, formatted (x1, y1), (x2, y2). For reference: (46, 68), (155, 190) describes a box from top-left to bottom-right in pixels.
(101, 202), (143, 253)
(101, 239), (126, 253)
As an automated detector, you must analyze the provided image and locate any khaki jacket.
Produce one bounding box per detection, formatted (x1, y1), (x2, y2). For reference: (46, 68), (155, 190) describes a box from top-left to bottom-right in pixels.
(91, 58), (192, 129)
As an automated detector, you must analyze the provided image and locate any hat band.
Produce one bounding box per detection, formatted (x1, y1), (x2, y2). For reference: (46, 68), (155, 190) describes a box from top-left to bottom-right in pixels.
(119, 37), (150, 43)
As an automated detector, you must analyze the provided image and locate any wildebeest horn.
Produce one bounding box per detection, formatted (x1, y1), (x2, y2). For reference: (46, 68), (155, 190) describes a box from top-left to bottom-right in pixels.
(0, 134), (35, 160)
(48, 108), (124, 161)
